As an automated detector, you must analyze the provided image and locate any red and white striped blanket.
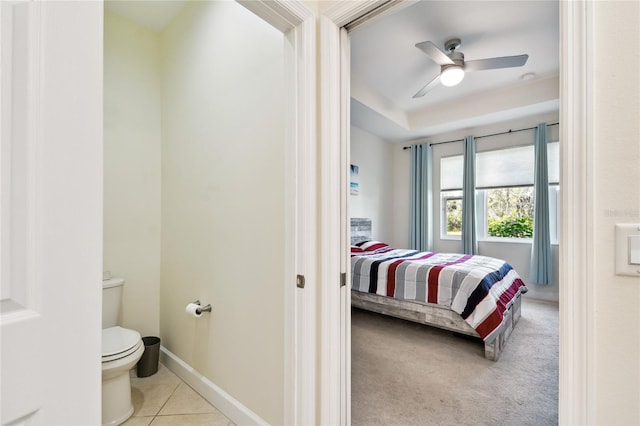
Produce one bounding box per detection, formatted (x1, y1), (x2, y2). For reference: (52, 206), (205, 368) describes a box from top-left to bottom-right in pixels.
(351, 242), (527, 342)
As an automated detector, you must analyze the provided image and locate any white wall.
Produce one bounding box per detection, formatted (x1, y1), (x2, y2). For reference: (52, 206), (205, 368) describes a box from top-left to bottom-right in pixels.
(592, 2), (640, 423)
(160, 2), (285, 424)
(350, 125), (395, 244)
(103, 10), (162, 337)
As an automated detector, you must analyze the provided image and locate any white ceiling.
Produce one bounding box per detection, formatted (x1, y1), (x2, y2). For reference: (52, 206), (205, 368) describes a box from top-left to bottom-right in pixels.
(105, 0), (187, 32)
(350, 0), (560, 142)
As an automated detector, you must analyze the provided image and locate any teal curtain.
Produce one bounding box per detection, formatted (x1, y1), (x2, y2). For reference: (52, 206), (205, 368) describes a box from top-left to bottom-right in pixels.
(462, 136), (477, 255)
(409, 143), (432, 251)
(530, 123), (552, 284)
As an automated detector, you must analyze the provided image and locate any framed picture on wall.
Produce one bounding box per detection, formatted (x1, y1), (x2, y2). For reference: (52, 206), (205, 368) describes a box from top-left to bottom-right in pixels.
(350, 164), (359, 195)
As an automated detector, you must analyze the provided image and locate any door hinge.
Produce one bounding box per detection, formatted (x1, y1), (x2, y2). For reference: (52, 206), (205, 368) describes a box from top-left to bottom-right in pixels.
(340, 272), (346, 287)
(296, 274), (305, 289)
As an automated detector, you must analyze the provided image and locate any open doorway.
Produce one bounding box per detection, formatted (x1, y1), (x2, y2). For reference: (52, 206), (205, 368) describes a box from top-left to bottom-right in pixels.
(345, 1), (559, 423)
(102, 1), (315, 424)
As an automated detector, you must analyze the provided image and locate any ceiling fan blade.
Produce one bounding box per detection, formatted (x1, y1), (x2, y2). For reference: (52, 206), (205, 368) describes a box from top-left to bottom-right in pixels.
(415, 41), (454, 66)
(464, 54), (529, 72)
(413, 74), (441, 98)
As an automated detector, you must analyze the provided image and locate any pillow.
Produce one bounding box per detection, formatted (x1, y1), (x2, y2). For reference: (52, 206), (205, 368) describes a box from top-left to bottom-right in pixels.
(356, 240), (390, 252)
(350, 245), (364, 253)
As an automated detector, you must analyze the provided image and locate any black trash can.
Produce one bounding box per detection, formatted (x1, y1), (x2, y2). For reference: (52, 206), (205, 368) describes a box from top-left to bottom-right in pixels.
(137, 336), (161, 378)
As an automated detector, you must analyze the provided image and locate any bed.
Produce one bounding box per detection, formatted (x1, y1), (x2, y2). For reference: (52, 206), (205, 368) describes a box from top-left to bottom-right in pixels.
(350, 218), (527, 361)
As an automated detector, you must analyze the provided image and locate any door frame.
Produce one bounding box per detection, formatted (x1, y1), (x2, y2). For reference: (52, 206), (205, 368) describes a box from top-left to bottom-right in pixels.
(319, 1), (593, 425)
(238, 1), (317, 424)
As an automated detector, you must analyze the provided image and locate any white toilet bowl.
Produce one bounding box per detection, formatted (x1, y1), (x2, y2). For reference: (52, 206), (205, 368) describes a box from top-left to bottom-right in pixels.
(102, 326), (144, 426)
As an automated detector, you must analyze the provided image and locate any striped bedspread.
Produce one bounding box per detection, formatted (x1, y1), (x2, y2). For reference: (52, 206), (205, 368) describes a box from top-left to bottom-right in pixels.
(351, 244), (527, 342)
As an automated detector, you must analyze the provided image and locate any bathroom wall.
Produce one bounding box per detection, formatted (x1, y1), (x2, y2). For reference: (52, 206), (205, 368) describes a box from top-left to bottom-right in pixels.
(160, 2), (285, 424)
(103, 10), (162, 336)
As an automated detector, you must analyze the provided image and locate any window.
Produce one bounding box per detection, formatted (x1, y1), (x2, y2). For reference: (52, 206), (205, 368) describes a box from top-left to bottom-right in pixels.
(440, 155), (464, 239)
(485, 186), (534, 238)
(442, 190), (463, 236)
(439, 142), (559, 241)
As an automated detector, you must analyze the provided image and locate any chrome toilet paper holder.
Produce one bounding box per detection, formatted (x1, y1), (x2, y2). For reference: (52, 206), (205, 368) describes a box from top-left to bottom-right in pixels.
(191, 300), (212, 314)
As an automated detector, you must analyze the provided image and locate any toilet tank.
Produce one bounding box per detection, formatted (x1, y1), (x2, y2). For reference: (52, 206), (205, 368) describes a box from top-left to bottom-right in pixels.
(102, 278), (125, 328)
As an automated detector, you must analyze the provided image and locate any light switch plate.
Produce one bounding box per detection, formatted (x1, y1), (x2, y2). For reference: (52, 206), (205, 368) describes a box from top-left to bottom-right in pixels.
(615, 224), (640, 277)
(629, 235), (640, 265)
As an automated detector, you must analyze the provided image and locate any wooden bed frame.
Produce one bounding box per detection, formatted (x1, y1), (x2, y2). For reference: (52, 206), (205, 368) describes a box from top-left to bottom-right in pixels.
(351, 290), (522, 361)
(350, 218), (522, 361)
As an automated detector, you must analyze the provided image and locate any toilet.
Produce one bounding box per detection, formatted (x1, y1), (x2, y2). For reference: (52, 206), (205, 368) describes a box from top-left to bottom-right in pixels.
(102, 278), (144, 426)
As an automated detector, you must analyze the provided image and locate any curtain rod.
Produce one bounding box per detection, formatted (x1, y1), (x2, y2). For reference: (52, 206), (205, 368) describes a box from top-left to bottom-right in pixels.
(401, 122), (560, 150)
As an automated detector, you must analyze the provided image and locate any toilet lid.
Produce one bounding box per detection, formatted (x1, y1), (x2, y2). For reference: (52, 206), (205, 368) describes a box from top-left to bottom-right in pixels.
(102, 326), (142, 361)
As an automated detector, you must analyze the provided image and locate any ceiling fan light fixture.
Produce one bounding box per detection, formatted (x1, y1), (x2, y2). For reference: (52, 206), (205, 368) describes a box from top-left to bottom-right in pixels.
(440, 65), (465, 87)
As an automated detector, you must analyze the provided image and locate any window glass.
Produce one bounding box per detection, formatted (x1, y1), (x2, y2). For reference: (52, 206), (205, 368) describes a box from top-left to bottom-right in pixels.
(485, 187), (534, 238)
(441, 190), (463, 237)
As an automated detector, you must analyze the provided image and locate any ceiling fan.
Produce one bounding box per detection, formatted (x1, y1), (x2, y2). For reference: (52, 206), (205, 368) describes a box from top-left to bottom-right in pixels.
(413, 38), (529, 98)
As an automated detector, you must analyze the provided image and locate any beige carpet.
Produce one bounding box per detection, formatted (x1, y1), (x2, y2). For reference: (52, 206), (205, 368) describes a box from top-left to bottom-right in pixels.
(351, 298), (559, 426)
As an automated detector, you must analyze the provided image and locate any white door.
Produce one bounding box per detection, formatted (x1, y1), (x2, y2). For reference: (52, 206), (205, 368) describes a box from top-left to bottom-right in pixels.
(1, 3), (44, 422)
(1, 1), (103, 424)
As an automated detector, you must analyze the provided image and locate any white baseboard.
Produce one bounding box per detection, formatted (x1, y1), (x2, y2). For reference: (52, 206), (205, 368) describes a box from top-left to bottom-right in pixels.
(159, 346), (267, 426)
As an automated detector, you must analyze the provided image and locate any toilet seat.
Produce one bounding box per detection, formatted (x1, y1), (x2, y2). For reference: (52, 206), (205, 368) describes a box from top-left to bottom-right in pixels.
(102, 326), (143, 363)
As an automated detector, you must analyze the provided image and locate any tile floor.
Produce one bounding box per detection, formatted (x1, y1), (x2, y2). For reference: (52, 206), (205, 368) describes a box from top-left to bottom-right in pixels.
(122, 363), (234, 426)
